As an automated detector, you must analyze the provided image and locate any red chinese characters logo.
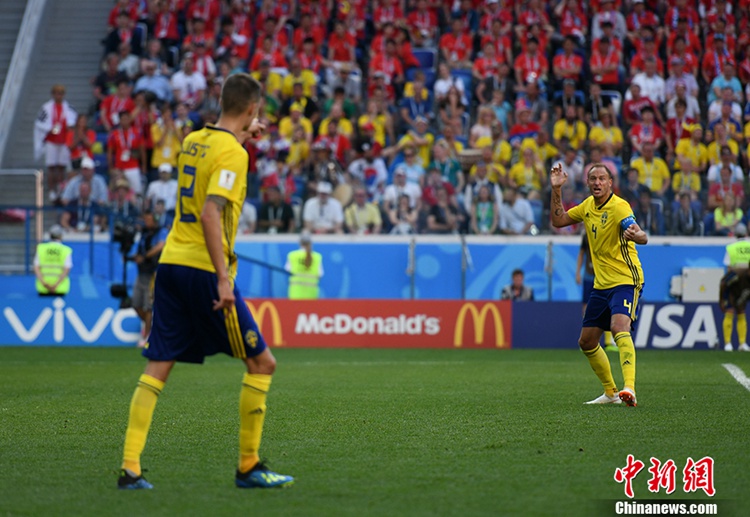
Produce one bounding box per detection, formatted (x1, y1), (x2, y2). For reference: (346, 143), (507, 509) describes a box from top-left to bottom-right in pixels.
(614, 456), (715, 498)
(683, 457), (716, 497)
(647, 457), (677, 495)
(614, 454), (645, 498)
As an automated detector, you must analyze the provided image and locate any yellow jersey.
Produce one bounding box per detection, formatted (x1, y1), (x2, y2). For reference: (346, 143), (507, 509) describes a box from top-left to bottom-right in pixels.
(278, 116), (313, 139)
(160, 125), (247, 278)
(674, 138), (708, 171)
(588, 125), (624, 147)
(568, 194), (644, 289)
(630, 156), (670, 192)
(552, 119), (587, 150)
(706, 139), (739, 166)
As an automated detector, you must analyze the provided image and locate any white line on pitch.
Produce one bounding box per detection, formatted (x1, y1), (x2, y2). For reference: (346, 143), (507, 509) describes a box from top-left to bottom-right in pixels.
(722, 364), (750, 392)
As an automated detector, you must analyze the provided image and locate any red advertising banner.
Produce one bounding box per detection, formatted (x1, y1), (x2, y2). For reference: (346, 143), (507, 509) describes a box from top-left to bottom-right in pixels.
(243, 299), (512, 348)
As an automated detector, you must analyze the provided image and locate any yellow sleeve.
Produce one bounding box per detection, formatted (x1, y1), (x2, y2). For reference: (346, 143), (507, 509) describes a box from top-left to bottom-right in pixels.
(281, 75), (293, 98)
(613, 128), (624, 144)
(151, 123), (162, 143)
(671, 173), (681, 192)
(690, 174), (700, 192)
(552, 120), (564, 141)
(589, 127), (602, 144)
(613, 198), (635, 225)
(397, 134), (411, 147)
(675, 139), (687, 156)
(567, 199), (586, 223)
(631, 159), (644, 181)
(403, 82), (414, 98)
(278, 118), (293, 139)
(745, 122), (750, 139)
(319, 119), (329, 136)
(206, 146), (248, 204)
(658, 160), (671, 182)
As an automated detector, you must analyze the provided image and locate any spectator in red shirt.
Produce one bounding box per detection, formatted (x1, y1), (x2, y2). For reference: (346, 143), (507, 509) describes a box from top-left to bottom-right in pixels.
(370, 22), (398, 58)
(152, 0), (180, 47)
(298, 38), (325, 75)
(103, 10), (142, 56)
(669, 36), (700, 76)
(665, 0), (699, 35)
(408, 0), (439, 43)
(705, 19), (736, 55)
(371, 39), (405, 89)
(439, 18), (474, 69)
(108, 0), (138, 28)
(293, 12), (325, 53)
(216, 16), (249, 64)
(515, 0), (553, 42)
(479, 0), (513, 36)
(250, 36), (289, 72)
(554, 0), (588, 46)
(626, 0), (659, 48)
(480, 18), (513, 65)
(622, 83), (659, 126)
(630, 33), (664, 77)
(590, 37), (621, 90)
(254, 17), (289, 54)
(508, 101), (541, 148)
(514, 37), (548, 86)
(107, 110), (145, 196)
(373, 0), (405, 33)
(629, 106), (663, 156)
(183, 16), (214, 56)
(327, 20), (357, 85)
(186, 0), (220, 33)
(66, 115), (96, 169)
(702, 34), (734, 85)
(665, 98), (694, 162)
(100, 78), (135, 132)
(322, 117), (352, 166)
(552, 36), (584, 88)
(666, 17), (701, 56)
(473, 42), (501, 82)
(228, 0), (252, 35)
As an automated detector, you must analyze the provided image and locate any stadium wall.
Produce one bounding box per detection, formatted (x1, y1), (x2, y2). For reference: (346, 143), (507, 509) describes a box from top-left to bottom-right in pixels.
(63, 235), (726, 302)
(0, 298), (728, 350)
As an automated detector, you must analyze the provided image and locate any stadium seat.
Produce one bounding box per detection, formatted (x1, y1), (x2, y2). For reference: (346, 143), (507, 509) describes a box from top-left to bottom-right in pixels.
(451, 70), (472, 105)
(702, 213), (715, 236)
(412, 48), (437, 70)
(601, 90), (622, 116)
(405, 68), (436, 89)
(387, 153), (405, 184)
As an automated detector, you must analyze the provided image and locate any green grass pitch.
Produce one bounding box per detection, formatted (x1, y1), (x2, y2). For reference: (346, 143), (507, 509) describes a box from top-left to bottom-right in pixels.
(0, 347), (748, 517)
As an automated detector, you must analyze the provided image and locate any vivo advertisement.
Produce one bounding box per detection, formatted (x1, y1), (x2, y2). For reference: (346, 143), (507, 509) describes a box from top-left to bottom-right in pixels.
(69, 239), (726, 302)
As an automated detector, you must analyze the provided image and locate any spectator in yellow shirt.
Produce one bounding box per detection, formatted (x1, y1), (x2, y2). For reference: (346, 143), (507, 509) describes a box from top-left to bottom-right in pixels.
(508, 142), (545, 200)
(279, 103), (313, 144)
(671, 157), (701, 212)
(674, 124), (708, 172)
(552, 105), (588, 151)
(281, 58), (317, 99)
(319, 104), (354, 138)
(469, 145), (507, 186)
(287, 125), (310, 174)
(587, 110), (623, 159)
(706, 123), (739, 166)
(394, 117), (434, 168)
(630, 142), (671, 198)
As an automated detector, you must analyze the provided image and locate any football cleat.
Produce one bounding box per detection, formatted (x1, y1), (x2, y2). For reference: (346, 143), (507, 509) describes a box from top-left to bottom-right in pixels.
(584, 393), (622, 405)
(117, 469), (153, 490)
(236, 461), (294, 489)
(724, 344), (734, 352)
(739, 344), (750, 352)
(619, 387), (638, 407)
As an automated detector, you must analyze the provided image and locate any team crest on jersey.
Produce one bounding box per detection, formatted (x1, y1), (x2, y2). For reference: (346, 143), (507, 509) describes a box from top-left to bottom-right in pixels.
(601, 212), (608, 226)
(245, 330), (258, 348)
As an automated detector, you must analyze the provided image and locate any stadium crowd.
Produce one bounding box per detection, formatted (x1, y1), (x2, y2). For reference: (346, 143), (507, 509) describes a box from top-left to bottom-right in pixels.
(41, 0), (750, 237)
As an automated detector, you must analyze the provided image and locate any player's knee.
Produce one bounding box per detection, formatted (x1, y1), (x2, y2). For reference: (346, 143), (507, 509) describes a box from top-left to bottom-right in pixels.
(246, 352), (276, 375)
(578, 337), (597, 351)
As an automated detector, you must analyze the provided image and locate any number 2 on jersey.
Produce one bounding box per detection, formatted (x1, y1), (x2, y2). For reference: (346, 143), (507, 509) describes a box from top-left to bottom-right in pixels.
(179, 165), (197, 223)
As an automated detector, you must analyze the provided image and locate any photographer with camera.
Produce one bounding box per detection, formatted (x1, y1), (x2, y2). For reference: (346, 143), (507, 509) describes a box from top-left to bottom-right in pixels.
(130, 210), (167, 348)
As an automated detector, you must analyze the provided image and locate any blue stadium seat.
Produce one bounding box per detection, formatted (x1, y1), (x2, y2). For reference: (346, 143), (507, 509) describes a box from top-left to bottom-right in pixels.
(387, 153), (405, 184)
(451, 70), (472, 105)
(405, 68), (436, 89)
(413, 48), (437, 69)
(702, 213), (715, 236)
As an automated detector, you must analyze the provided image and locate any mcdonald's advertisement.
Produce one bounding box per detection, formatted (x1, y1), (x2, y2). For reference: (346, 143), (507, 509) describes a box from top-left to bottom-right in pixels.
(244, 300), (513, 348)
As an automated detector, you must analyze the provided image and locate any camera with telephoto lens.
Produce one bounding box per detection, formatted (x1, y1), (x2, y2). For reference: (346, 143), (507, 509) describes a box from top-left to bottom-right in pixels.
(112, 220), (137, 254)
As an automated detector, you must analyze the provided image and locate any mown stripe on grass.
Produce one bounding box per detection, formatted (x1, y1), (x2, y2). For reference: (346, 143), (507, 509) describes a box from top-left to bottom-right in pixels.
(722, 363), (750, 392)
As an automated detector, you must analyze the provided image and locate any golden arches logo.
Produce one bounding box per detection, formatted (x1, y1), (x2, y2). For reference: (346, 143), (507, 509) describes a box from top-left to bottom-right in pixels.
(453, 303), (506, 348)
(244, 301), (283, 346)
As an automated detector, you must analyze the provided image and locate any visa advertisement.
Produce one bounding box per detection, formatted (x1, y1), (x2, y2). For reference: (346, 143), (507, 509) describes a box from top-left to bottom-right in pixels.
(0, 298), (730, 350)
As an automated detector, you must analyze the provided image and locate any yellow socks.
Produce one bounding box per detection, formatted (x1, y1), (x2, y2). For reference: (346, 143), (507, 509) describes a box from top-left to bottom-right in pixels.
(737, 313), (747, 346)
(723, 313), (734, 345)
(604, 331), (614, 346)
(239, 373), (271, 473)
(122, 374), (164, 476)
(614, 332), (636, 391)
(582, 344), (617, 397)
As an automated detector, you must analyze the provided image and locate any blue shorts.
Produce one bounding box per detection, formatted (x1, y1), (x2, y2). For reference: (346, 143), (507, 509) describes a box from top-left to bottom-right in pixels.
(720, 271), (737, 308)
(582, 277), (594, 304)
(143, 264), (268, 364)
(582, 284), (643, 332)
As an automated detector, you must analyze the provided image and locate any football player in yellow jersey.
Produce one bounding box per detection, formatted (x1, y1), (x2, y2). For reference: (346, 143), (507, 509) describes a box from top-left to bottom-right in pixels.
(118, 74), (293, 490)
(550, 163), (648, 407)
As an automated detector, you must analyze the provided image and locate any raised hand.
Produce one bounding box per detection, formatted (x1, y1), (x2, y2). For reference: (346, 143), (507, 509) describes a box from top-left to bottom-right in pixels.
(550, 163), (568, 189)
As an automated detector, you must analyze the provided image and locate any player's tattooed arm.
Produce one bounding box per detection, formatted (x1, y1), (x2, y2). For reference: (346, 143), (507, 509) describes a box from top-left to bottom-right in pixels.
(549, 164), (575, 228)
